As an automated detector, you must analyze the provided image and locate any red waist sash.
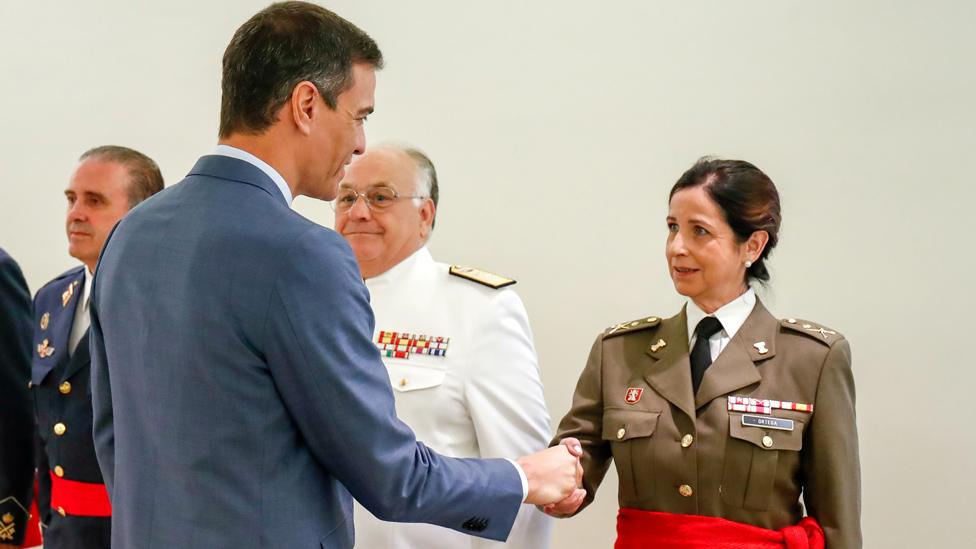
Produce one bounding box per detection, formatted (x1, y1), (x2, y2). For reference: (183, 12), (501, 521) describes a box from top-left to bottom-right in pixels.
(49, 472), (112, 517)
(615, 508), (824, 549)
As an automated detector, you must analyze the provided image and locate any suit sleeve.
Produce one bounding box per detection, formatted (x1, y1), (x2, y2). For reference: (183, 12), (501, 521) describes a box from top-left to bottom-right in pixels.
(464, 290), (553, 549)
(89, 266), (115, 496)
(0, 252), (35, 545)
(262, 228), (523, 542)
(552, 335), (613, 515)
(802, 337), (862, 548)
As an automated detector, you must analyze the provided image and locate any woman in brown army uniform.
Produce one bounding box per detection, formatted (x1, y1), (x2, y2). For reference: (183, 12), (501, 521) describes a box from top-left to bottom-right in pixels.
(546, 158), (861, 548)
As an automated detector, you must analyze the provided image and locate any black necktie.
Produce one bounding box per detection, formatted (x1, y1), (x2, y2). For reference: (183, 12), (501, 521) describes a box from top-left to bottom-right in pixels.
(690, 316), (724, 394)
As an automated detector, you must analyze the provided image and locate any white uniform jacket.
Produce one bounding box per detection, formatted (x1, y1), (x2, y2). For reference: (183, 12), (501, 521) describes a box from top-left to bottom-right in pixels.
(353, 247), (553, 549)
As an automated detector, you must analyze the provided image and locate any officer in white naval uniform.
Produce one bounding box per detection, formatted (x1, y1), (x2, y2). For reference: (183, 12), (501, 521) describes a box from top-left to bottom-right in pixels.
(334, 145), (553, 549)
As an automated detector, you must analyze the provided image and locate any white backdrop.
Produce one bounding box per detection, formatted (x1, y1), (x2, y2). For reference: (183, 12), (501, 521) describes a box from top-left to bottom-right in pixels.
(2, 1), (973, 547)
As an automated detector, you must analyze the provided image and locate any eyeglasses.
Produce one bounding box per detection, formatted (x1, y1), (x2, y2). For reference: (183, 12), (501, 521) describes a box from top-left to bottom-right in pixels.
(330, 186), (427, 213)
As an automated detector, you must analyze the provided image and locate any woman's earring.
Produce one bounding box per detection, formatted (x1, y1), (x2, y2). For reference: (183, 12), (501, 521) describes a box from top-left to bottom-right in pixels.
(745, 260), (753, 268)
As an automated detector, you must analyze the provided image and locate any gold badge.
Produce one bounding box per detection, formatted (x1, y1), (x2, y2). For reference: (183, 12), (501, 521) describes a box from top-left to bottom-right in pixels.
(37, 339), (55, 359)
(62, 283), (75, 307)
(0, 513), (14, 541)
(650, 339), (667, 352)
(805, 326), (837, 340)
(40, 312), (50, 330)
(753, 341), (769, 354)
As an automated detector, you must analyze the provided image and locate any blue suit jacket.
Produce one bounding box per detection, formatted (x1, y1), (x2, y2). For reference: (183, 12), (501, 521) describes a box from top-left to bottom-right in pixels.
(90, 156), (523, 549)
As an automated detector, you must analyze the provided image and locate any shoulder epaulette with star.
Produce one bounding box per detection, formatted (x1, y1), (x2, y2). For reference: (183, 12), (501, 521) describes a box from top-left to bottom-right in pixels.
(448, 265), (516, 289)
(604, 316), (661, 338)
(780, 317), (843, 346)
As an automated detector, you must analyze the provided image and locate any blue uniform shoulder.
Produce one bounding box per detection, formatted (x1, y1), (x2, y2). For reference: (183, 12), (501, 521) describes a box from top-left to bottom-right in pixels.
(34, 266), (84, 301)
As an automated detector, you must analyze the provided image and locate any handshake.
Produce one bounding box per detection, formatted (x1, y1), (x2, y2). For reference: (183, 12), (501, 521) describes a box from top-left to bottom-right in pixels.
(516, 438), (587, 517)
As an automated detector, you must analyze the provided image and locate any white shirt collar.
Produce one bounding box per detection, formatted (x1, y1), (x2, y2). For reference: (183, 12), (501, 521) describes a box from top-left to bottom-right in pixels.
(366, 246), (433, 289)
(81, 267), (93, 309)
(685, 288), (756, 344)
(211, 144), (294, 205)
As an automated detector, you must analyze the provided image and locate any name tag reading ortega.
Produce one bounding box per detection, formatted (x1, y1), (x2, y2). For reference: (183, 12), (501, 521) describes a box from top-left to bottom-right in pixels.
(742, 414), (794, 431)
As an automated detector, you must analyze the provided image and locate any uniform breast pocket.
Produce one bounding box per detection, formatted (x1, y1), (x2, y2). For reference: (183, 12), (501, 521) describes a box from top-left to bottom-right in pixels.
(386, 361), (446, 394)
(721, 412), (805, 511)
(602, 408), (660, 503)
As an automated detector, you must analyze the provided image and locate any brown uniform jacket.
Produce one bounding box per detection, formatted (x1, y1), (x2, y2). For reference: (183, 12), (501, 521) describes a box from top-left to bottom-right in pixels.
(554, 300), (861, 548)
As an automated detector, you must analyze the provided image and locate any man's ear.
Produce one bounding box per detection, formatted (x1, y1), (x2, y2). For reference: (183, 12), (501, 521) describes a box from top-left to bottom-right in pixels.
(419, 199), (436, 239)
(289, 81), (320, 136)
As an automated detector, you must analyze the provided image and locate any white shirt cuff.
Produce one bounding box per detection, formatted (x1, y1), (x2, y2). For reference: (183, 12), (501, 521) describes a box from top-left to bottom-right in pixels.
(505, 458), (529, 502)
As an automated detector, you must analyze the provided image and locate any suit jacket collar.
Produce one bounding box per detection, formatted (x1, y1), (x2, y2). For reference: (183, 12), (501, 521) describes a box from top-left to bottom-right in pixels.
(643, 300), (780, 418)
(188, 155), (289, 207)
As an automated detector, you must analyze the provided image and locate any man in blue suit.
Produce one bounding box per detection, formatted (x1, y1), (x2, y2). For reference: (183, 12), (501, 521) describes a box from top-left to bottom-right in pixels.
(90, 3), (582, 548)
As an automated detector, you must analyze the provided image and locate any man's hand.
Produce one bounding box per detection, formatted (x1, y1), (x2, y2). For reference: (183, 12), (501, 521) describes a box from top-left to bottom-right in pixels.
(541, 438), (587, 517)
(517, 437), (583, 505)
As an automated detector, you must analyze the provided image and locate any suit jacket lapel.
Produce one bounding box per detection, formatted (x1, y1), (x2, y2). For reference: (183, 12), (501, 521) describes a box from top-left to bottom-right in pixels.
(643, 308), (696, 419)
(694, 300), (778, 409)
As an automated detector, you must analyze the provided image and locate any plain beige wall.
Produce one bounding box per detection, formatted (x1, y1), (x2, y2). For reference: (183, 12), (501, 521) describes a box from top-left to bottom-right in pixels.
(2, 1), (973, 546)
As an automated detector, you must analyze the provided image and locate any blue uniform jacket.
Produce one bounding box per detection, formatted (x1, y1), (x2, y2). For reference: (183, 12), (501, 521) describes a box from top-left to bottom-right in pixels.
(89, 155), (524, 549)
(0, 248), (34, 546)
(31, 265), (110, 549)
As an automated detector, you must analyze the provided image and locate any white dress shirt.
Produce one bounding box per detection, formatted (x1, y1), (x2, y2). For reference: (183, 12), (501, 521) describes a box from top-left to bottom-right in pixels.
(685, 288), (756, 361)
(212, 144), (294, 205)
(68, 268), (92, 355)
(353, 247), (553, 549)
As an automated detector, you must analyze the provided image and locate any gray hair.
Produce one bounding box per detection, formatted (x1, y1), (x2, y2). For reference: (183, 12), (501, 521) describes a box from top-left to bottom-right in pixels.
(376, 143), (439, 229)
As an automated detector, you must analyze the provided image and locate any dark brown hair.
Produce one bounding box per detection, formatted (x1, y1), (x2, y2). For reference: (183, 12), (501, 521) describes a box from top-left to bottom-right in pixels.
(218, 1), (383, 138)
(79, 145), (164, 207)
(669, 157), (782, 283)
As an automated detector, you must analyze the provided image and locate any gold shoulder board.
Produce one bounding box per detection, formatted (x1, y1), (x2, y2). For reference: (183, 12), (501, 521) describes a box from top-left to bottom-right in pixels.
(604, 316), (661, 338)
(449, 265), (516, 289)
(780, 318), (843, 345)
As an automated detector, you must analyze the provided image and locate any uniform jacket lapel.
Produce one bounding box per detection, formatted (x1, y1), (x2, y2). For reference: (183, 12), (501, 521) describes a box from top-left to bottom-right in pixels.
(694, 300), (778, 409)
(643, 308), (696, 419)
(62, 330), (91, 381)
(32, 271), (84, 385)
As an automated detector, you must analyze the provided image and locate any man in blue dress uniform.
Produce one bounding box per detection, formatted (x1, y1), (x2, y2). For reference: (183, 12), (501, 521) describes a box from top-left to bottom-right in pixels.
(31, 146), (163, 549)
(0, 248), (34, 548)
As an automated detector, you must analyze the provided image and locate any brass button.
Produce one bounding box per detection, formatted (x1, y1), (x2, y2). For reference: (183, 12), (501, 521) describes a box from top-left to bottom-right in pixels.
(53, 422), (67, 436)
(399, 378), (408, 387)
(762, 435), (774, 448)
(787, 318), (797, 324)
(28, 380), (33, 389)
(616, 428), (626, 439)
(680, 434), (694, 448)
(678, 484), (694, 497)
(59, 381), (72, 394)
(54, 465), (65, 478)
(57, 506), (66, 517)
